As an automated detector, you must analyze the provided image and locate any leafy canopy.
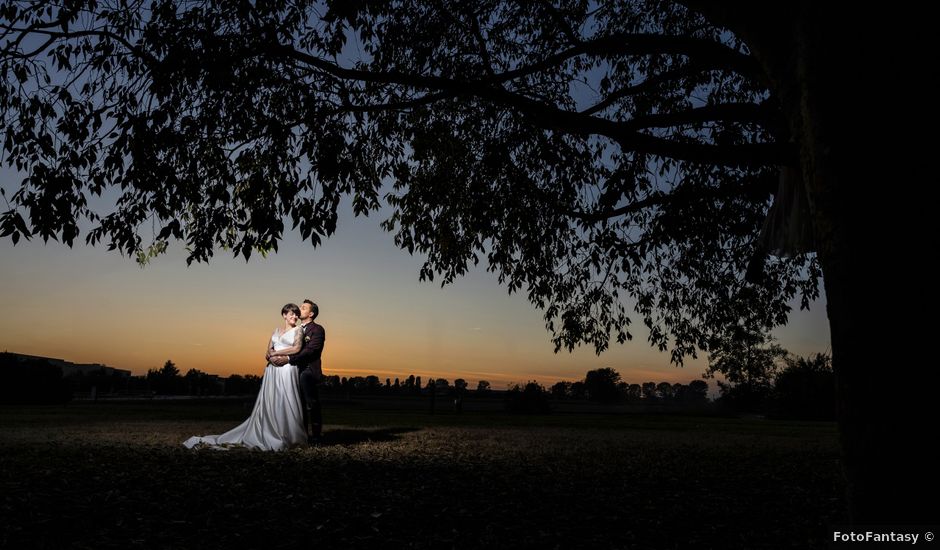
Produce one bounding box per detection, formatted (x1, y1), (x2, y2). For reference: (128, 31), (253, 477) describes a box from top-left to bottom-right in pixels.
(0, 0), (819, 363)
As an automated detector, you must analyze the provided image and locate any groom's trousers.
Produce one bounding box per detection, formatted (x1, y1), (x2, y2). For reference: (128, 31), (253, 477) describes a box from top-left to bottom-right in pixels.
(299, 368), (322, 436)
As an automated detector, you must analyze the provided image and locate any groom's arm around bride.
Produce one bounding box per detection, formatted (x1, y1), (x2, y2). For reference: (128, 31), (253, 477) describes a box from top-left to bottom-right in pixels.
(273, 299), (325, 443)
(287, 322), (325, 380)
(270, 300), (325, 381)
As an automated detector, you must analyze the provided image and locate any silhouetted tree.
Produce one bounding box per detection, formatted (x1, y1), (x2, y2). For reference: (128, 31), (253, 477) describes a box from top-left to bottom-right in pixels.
(160, 360), (179, 378)
(671, 383), (685, 401)
(364, 375), (381, 393)
(322, 374), (341, 392)
(569, 381), (587, 400)
(184, 368), (213, 396)
(584, 367), (622, 403)
(641, 382), (658, 401)
(626, 384), (643, 402)
(550, 381), (571, 400)
(710, 334), (784, 414)
(616, 381), (629, 400)
(475, 380), (490, 396)
(656, 382), (674, 401)
(453, 379), (466, 413)
(772, 353), (835, 420)
(348, 376), (367, 392)
(505, 381), (552, 414)
(427, 378), (436, 414)
(687, 380), (709, 402)
(148, 360), (182, 395)
(1, 1), (927, 521)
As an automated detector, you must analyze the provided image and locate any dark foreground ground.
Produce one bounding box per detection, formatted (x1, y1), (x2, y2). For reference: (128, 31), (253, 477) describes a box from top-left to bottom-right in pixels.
(0, 399), (844, 549)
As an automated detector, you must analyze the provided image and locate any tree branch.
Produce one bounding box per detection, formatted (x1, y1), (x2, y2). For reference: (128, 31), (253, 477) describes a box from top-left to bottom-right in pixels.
(569, 191), (670, 222)
(1, 34), (55, 58)
(4, 23), (784, 166)
(6, 27), (159, 67)
(469, 85), (790, 165)
(275, 29), (757, 87)
(566, 172), (776, 222)
(622, 102), (777, 131)
(467, 11), (498, 79)
(322, 90), (457, 116)
(484, 31), (760, 84)
(276, 46), (790, 166)
(581, 62), (718, 115)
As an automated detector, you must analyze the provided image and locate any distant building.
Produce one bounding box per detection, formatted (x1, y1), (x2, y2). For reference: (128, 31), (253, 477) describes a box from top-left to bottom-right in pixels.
(4, 352), (131, 378)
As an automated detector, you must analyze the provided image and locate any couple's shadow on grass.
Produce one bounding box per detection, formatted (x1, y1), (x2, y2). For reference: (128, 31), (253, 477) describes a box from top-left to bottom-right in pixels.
(315, 426), (419, 446)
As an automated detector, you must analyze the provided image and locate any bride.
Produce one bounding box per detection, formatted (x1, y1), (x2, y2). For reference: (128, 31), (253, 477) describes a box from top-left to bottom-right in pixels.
(183, 304), (307, 451)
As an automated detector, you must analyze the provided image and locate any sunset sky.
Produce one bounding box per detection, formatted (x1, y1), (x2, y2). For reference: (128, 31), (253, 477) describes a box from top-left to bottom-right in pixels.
(0, 166), (830, 389)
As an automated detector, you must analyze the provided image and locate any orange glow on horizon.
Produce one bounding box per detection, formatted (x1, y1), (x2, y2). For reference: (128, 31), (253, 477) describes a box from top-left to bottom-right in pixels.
(0, 197), (829, 393)
(2, 336), (710, 390)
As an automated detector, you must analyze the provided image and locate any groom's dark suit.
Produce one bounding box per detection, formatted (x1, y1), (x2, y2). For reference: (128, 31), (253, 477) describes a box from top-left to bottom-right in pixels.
(288, 321), (325, 439)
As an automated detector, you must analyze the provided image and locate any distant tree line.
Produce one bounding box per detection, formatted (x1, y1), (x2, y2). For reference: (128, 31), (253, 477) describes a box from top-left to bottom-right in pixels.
(1, 352), (834, 419)
(505, 367), (710, 414)
(142, 360), (264, 396)
(506, 355), (834, 419)
(546, 367), (710, 404)
(0, 355), (263, 404)
(314, 374), (479, 397)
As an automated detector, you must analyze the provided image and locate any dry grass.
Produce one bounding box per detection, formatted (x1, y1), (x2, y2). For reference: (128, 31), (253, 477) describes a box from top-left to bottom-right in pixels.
(0, 401), (845, 549)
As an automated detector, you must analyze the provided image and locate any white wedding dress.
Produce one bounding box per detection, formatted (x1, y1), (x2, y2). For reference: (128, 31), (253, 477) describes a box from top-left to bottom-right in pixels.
(183, 327), (306, 451)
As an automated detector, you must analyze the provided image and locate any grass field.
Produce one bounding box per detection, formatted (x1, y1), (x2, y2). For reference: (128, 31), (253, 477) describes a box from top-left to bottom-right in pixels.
(0, 399), (845, 549)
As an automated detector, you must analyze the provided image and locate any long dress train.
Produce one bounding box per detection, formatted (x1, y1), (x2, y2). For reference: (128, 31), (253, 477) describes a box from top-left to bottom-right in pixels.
(183, 327), (306, 451)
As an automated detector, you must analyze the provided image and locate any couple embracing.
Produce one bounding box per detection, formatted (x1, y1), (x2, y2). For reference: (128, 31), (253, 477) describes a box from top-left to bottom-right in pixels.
(184, 299), (325, 450)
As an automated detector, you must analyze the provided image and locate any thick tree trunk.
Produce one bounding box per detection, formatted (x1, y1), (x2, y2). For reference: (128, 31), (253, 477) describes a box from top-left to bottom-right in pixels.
(690, 2), (935, 524)
(813, 172), (930, 525)
(786, 7), (933, 524)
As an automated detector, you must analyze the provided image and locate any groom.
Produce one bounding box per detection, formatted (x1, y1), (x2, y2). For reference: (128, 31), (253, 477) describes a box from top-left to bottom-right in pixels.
(271, 299), (325, 444)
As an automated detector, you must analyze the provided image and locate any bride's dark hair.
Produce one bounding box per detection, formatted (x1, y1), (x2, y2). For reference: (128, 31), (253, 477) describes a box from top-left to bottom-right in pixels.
(281, 303), (301, 316)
